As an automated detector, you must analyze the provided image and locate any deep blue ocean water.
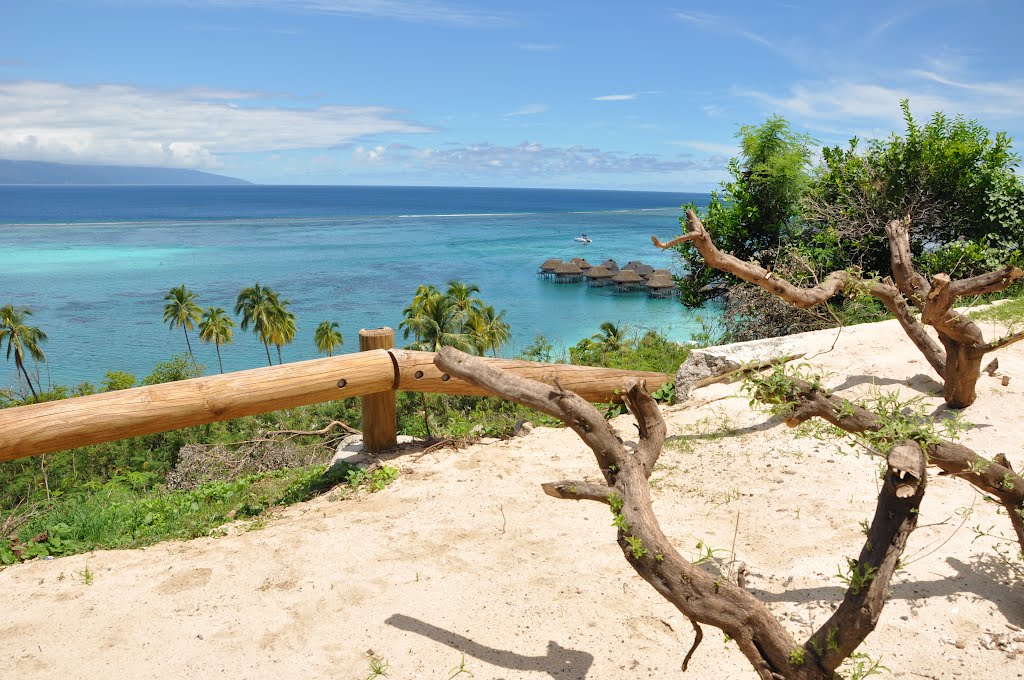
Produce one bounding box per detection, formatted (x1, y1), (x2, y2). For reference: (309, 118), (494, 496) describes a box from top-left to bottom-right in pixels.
(0, 185), (709, 387)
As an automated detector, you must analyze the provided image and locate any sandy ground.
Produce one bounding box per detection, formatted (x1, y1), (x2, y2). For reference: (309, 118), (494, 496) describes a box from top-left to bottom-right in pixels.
(1, 318), (1023, 679)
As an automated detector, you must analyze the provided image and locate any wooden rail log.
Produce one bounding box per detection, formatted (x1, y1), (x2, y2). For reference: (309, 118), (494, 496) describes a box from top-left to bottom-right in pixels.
(0, 349), (672, 462)
(392, 350), (671, 403)
(0, 350), (397, 463)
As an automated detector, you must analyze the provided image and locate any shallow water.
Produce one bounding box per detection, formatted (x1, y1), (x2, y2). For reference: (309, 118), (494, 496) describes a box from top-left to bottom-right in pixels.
(0, 185), (710, 386)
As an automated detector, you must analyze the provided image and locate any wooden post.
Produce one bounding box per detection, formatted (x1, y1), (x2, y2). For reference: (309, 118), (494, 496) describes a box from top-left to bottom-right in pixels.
(0, 351), (397, 463)
(359, 327), (398, 452)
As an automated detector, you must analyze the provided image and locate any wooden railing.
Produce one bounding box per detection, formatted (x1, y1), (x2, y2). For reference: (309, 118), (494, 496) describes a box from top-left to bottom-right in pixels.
(0, 328), (671, 462)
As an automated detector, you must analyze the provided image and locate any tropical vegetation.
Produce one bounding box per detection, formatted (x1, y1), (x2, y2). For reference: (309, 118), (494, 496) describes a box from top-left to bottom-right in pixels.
(198, 307), (235, 374)
(314, 321), (344, 357)
(162, 285), (202, 368)
(0, 304), (48, 401)
(670, 102), (1024, 342)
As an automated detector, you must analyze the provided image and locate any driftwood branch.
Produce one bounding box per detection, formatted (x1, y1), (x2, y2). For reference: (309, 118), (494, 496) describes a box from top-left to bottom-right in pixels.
(807, 441), (925, 667)
(766, 378), (1024, 555)
(266, 420), (361, 437)
(435, 347), (928, 679)
(653, 208), (1024, 407)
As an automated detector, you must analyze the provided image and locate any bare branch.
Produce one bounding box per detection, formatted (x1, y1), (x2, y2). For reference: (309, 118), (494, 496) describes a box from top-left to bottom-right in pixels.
(949, 265), (1024, 298)
(769, 378), (1024, 555)
(808, 442), (926, 671)
(975, 329), (1024, 354)
(540, 480), (613, 504)
(653, 210), (851, 310)
(884, 216), (930, 308)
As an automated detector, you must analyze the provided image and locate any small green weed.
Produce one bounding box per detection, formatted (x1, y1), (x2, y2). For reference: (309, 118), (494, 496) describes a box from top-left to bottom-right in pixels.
(447, 653), (473, 678)
(365, 656), (389, 679)
(77, 561), (94, 586)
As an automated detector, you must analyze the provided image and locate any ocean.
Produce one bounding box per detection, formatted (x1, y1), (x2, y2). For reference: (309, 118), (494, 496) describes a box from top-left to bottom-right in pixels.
(0, 185), (710, 387)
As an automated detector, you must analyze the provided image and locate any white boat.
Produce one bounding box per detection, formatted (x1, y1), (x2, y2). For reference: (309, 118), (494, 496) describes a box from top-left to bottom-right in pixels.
(574, 234), (592, 244)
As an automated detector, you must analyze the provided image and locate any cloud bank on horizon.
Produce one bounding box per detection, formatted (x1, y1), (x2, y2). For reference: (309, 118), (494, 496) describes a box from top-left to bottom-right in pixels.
(1, 0), (1022, 189)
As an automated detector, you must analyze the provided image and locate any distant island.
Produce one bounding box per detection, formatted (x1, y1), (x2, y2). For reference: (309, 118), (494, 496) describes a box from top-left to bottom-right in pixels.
(0, 159), (251, 185)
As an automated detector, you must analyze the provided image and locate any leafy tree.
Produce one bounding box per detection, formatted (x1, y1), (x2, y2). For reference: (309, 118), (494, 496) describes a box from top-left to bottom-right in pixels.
(235, 283), (281, 366)
(198, 307), (235, 374)
(399, 281), (509, 436)
(314, 321), (344, 357)
(162, 285), (202, 368)
(100, 370), (136, 392)
(673, 116), (815, 306)
(142, 354), (204, 386)
(809, 100), (1024, 277)
(0, 304), (48, 400)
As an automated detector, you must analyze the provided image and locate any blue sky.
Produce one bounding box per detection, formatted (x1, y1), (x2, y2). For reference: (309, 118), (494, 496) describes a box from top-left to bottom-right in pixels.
(2, 0), (1022, 190)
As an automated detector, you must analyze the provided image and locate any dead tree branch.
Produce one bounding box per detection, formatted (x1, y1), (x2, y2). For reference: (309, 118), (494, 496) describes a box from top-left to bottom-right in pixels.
(653, 209), (1024, 407)
(757, 377), (1024, 555)
(435, 347), (926, 679)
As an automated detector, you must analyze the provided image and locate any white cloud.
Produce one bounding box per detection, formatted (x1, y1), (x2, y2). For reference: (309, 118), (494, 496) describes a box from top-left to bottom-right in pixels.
(127, 0), (509, 26)
(505, 103), (548, 116)
(669, 140), (739, 156)
(593, 94), (637, 102)
(0, 80), (433, 168)
(736, 75), (1024, 127)
(673, 10), (775, 49)
(350, 140), (724, 176)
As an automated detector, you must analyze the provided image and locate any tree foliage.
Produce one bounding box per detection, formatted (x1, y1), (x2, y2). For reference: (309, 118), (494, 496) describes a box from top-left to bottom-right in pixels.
(674, 116), (815, 306)
(0, 304), (48, 400)
(809, 100), (1024, 277)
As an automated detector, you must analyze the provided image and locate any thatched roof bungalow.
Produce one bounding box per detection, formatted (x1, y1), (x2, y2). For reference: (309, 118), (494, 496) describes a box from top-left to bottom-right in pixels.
(584, 265), (614, 287)
(538, 258), (562, 279)
(553, 262), (584, 283)
(600, 259), (620, 272)
(645, 274), (677, 298)
(611, 269), (644, 292)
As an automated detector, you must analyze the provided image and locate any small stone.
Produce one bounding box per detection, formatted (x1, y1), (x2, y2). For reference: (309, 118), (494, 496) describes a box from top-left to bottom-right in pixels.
(955, 639), (965, 649)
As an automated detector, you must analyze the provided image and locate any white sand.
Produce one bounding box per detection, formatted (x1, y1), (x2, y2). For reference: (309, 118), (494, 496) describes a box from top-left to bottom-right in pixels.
(2, 318), (1022, 679)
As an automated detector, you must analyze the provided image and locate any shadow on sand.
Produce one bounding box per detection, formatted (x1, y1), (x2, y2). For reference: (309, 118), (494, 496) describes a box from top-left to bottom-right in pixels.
(386, 613), (594, 679)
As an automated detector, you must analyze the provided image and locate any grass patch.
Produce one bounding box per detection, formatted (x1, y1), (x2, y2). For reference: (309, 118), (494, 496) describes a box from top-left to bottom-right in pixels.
(969, 295), (1024, 324)
(0, 462), (397, 565)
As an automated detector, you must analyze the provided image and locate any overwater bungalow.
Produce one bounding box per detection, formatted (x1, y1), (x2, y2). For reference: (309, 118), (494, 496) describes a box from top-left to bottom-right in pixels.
(645, 273), (677, 298)
(621, 260), (644, 271)
(611, 269), (644, 292)
(538, 258), (562, 279)
(600, 259), (620, 272)
(584, 265), (614, 287)
(634, 263), (655, 279)
(576, 258), (593, 271)
(553, 262), (585, 283)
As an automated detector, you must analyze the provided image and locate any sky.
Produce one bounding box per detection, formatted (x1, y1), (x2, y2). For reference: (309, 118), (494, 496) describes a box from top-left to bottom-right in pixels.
(1, 0), (1023, 191)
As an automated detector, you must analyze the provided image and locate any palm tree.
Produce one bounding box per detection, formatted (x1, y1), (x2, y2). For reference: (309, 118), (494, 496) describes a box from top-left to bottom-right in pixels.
(474, 305), (512, 357)
(400, 288), (473, 353)
(400, 284), (475, 439)
(591, 321), (628, 353)
(314, 321), (344, 357)
(198, 307), (235, 374)
(445, 280), (483, 322)
(267, 299), (296, 365)
(235, 283), (280, 366)
(163, 284), (202, 368)
(0, 305), (48, 400)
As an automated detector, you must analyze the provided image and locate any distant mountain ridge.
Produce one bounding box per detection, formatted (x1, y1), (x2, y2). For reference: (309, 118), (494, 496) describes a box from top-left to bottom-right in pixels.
(0, 160), (251, 185)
